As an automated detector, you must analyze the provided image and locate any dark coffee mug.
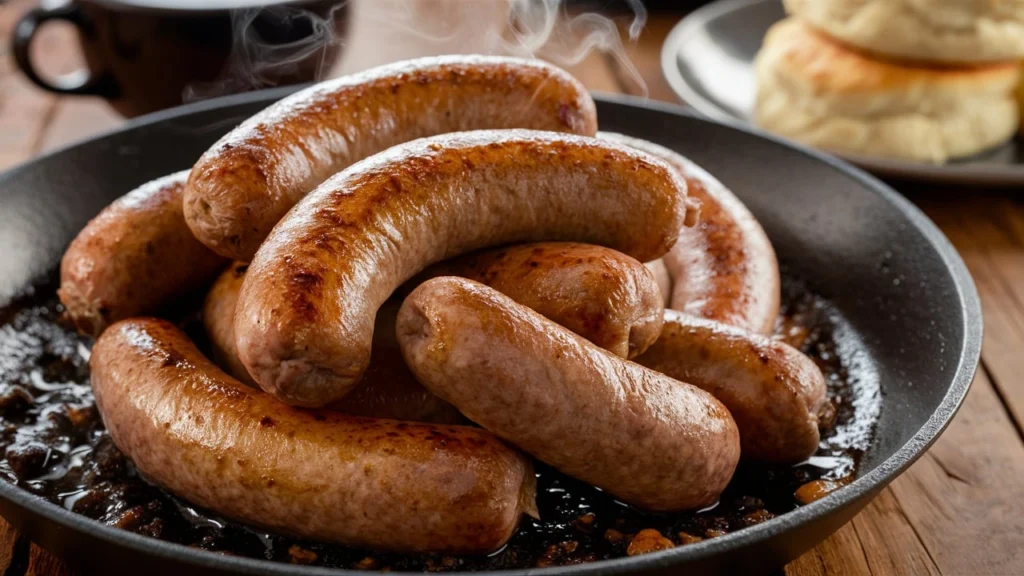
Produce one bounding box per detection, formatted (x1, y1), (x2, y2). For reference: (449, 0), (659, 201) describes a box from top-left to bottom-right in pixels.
(12, 0), (348, 117)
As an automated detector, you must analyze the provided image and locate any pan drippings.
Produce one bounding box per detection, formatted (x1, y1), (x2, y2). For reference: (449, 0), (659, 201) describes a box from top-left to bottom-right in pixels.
(0, 273), (878, 571)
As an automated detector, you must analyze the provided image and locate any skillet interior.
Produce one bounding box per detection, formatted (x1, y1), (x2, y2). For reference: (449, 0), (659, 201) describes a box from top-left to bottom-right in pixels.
(0, 90), (981, 575)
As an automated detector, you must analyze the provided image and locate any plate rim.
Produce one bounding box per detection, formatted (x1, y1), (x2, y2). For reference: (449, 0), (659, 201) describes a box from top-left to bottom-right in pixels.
(0, 88), (983, 575)
(659, 0), (1024, 186)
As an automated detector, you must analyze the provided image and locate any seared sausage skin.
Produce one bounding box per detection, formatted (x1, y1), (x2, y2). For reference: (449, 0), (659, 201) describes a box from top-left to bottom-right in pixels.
(417, 243), (664, 358)
(203, 262), (253, 383)
(91, 318), (536, 553)
(635, 310), (827, 463)
(235, 130), (691, 407)
(645, 258), (672, 307)
(397, 278), (740, 512)
(58, 172), (227, 336)
(185, 56), (599, 261)
(599, 133), (780, 334)
(203, 264), (462, 423)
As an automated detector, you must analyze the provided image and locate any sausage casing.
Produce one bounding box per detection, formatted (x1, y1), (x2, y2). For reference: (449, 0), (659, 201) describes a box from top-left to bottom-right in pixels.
(203, 263), (462, 423)
(645, 258), (672, 307)
(91, 318), (536, 554)
(185, 56), (599, 261)
(397, 277), (740, 512)
(417, 243), (664, 358)
(236, 130), (691, 407)
(58, 172), (227, 336)
(635, 310), (827, 463)
(599, 133), (780, 334)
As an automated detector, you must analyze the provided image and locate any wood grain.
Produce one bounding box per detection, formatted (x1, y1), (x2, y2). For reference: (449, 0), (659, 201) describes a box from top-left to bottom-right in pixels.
(0, 0), (58, 171)
(785, 522), (871, 576)
(848, 489), (939, 576)
(0, 518), (24, 573)
(26, 545), (72, 576)
(887, 369), (1024, 574)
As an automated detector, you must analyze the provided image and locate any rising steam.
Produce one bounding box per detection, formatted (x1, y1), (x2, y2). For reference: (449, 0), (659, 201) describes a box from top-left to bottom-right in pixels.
(183, 0), (648, 103)
(504, 0), (648, 95)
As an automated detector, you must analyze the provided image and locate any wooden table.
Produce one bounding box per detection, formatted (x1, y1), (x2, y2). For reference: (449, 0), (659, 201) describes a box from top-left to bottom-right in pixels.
(1, 2), (1022, 574)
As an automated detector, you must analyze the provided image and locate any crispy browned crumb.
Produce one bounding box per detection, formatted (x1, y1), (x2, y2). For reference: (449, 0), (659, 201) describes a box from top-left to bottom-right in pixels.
(574, 512), (597, 532)
(536, 541), (583, 567)
(677, 532), (703, 545)
(795, 478), (849, 505)
(627, 529), (675, 556)
(288, 545), (317, 565)
(742, 509), (776, 527)
(353, 557), (379, 570)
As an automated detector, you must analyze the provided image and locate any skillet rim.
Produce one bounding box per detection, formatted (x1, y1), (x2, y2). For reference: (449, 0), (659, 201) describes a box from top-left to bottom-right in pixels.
(0, 89), (983, 575)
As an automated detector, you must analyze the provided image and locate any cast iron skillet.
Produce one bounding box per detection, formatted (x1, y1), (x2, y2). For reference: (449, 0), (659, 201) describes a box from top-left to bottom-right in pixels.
(0, 89), (982, 575)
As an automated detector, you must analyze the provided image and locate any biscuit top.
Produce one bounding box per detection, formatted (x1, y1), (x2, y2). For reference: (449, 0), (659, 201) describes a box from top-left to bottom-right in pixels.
(763, 19), (1020, 97)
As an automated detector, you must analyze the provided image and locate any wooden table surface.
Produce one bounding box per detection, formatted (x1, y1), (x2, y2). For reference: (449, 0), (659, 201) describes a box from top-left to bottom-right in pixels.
(1, 1), (1022, 574)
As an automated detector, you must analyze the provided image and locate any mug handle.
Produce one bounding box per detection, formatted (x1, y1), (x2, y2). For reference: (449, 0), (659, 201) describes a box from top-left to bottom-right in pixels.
(11, 2), (119, 97)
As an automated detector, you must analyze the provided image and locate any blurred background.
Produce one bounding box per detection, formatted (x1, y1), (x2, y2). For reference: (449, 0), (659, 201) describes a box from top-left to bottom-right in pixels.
(0, 0), (707, 172)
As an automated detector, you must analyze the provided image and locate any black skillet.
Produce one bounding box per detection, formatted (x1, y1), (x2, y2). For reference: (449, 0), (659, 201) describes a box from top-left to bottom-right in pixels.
(0, 89), (982, 575)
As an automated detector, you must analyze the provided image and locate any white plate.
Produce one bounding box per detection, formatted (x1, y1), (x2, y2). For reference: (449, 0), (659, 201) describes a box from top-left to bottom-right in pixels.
(660, 0), (1024, 186)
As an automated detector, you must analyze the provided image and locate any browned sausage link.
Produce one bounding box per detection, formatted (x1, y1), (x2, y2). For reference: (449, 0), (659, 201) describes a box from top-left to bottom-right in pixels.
(635, 310), (827, 463)
(414, 243), (664, 358)
(203, 264), (462, 423)
(204, 262), (252, 383)
(59, 171), (228, 336)
(645, 258), (672, 307)
(91, 318), (536, 553)
(235, 131), (691, 408)
(599, 133), (780, 334)
(396, 278), (740, 512)
(185, 56), (599, 261)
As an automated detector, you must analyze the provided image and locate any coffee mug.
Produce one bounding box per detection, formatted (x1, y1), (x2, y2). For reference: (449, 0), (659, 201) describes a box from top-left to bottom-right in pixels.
(12, 0), (348, 117)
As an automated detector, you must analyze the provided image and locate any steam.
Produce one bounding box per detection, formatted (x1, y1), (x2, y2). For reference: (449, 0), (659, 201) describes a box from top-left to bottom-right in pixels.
(183, 0), (648, 103)
(183, 2), (347, 102)
(504, 0), (648, 96)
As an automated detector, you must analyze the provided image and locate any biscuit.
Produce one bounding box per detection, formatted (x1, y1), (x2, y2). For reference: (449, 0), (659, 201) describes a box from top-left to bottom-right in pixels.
(784, 0), (1024, 64)
(753, 19), (1020, 163)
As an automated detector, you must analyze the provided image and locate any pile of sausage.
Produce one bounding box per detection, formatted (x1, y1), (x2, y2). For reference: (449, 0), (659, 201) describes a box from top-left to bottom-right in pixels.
(57, 56), (829, 555)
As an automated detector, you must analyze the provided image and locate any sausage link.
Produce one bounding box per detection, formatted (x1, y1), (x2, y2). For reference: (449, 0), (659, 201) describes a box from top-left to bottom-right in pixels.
(91, 318), (536, 553)
(58, 172), (228, 336)
(236, 130), (691, 407)
(203, 264), (462, 423)
(635, 310), (827, 463)
(645, 258), (672, 307)
(185, 56), (599, 261)
(203, 262), (252, 383)
(396, 277), (740, 512)
(417, 243), (664, 358)
(599, 133), (780, 334)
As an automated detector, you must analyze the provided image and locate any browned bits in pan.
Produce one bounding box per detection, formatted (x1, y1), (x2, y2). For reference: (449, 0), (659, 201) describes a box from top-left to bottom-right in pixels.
(288, 545), (317, 565)
(627, 529), (676, 556)
(677, 532), (704, 545)
(795, 478), (850, 505)
(0, 271), (869, 570)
